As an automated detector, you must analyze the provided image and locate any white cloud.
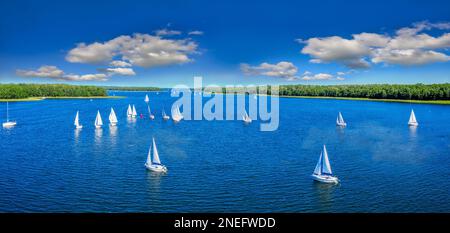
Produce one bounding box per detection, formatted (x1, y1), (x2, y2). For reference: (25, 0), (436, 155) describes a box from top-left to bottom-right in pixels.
(104, 67), (136, 76)
(299, 21), (450, 68)
(109, 60), (132, 67)
(188, 30), (204, 35)
(301, 36), (371, 68)
(372, 48), (449, 65)
(301, 72), (333, 81)
(16, 65), (109, 81)
(66, 33), (199, 68)
(336, 77), (345, 81)
(16, 65), (136, 81)
(154, 28), (182, 36)
(16, 66), (64, 79)
(241, 61), (298, 80)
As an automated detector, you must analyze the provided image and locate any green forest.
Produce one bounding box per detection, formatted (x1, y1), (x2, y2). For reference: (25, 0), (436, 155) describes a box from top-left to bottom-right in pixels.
(105, 86), (161, 91)
(277, 84), (450, 100)
(0, 84), (107, 99)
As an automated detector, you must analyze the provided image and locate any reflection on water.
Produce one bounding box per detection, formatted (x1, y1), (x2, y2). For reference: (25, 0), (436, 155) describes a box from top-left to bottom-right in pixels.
(409, 126), (418, 138)
(109, 125), (118, 146)
(74, 128), (81, 144)
(127, 117), (137, 124)
(312, 182), (338, 211)
(146, 171), (166, 197)
(95, 128), (103, 144)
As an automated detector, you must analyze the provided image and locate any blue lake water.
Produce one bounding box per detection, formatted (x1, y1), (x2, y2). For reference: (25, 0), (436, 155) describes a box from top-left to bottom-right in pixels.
(0, 91), (449, 213)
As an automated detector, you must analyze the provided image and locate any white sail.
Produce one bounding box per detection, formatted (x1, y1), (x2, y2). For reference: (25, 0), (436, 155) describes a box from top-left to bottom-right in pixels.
(313, 152), (323, 175)
(147, 105), (152, 115)
(152, 137), (161, 165)
(409, 109), (418, 125)
(172, 105), (183, 121)
(109, 108), (118, 124)
(144, 94), (149, 103)
(146, 143), (152, 165)
(337, 112), (346, 125)
(74, 111), (80, 126)
(95, 110), (103, 127)
(132, 105), (137, 117)
(162, 109), (167, 117)
(127, 104), (132, 116)
(321, 145), (333, 175)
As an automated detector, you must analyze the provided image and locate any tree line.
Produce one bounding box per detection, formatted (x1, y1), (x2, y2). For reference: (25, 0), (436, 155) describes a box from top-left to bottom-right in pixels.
(0, 84), (107, 99)
(277, 84), (450, 100)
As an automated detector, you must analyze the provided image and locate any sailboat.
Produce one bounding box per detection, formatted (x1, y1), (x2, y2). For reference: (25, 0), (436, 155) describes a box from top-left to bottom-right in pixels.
(144, 94), (149, 103)
(162, 109), (170, 121)
(408, 109), (418, 127)
(94, 110), (103, 129)
(127, 104), (132, 117)
(147, 105), (155, 120)
(74, 111), (83, 129)
(132, 105), (137, 118)
(109, 107), (118, 126)
(242, 110), (252, 124)
(2, 102), (17, 128)
(171, 105), (183, 122)
(336, 112), (347, 127)
(312, 145), (339, 184)
(145, 137), (168, 173)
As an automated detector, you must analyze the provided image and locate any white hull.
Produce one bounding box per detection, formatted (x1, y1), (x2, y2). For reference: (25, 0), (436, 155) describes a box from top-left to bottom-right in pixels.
(110, 122), (117, 126)
(243, 119), (252, 124)
(172, 116), (182, 122)
(145, 163), (167, 173)
(336, 122), (347, 127)
(95, 125), (102, 129)
(149, 115), (155, 120)
(75, 125), (83, 129)
(408, 122), (418, 127)
(2, 121), (17, 128)
(311, 174), (339, 184)
(163, 116), (170, 121)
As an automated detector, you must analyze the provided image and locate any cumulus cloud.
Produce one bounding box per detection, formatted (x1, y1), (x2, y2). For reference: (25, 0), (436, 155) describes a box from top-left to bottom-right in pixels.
(16, 65), (109, 81)
(16, 65), (136, 81)
(241, 61), (298, 80)
(301, 72), (333, 81)
(102, 67), (136, 76)
(109, 60), (132, 67)
(188, 30), (204, 35)
(16, 66), (64, 79)
(66, 33), (199, 68)
(299, 21), (450, 68)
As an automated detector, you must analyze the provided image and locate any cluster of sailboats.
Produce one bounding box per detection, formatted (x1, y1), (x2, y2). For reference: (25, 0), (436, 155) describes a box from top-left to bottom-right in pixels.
(313, 109), (419, 184)
(3, 94), (422, 180)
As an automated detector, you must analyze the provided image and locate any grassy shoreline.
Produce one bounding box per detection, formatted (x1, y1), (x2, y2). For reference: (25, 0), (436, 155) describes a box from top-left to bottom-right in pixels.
(0, 96), (125, 102)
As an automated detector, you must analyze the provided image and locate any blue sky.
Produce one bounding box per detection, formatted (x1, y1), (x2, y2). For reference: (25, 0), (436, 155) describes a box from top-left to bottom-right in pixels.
(1, 0), (449, 87)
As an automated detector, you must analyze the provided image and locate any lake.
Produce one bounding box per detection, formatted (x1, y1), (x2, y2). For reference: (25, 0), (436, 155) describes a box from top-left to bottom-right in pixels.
(0, 91), (449, 212)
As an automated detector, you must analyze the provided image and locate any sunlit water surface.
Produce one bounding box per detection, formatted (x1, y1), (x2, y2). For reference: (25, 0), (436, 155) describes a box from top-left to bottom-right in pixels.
(0, 91), (449, 212)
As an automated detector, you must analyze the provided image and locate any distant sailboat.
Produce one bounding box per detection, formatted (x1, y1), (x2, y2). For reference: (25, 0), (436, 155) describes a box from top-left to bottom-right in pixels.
(74, 111), (83, 129)
(171, 105), (183, 122)
(336, 112), (347, 127)
(127, 104), (132, 117)
(408, 109), (418, 127)
(94, 110), (103, 129)
(132, 105), (137, 118)
(109, 108), (118, 126)
(2, 102), (17, 128)
(242, 110), (252, 124)
(312, 145), (339, 184)
(162, 109), (170, 121)
(147, 105), (155, 120)
(144, 94), (149, 103)
(145, 137), (168, 173)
